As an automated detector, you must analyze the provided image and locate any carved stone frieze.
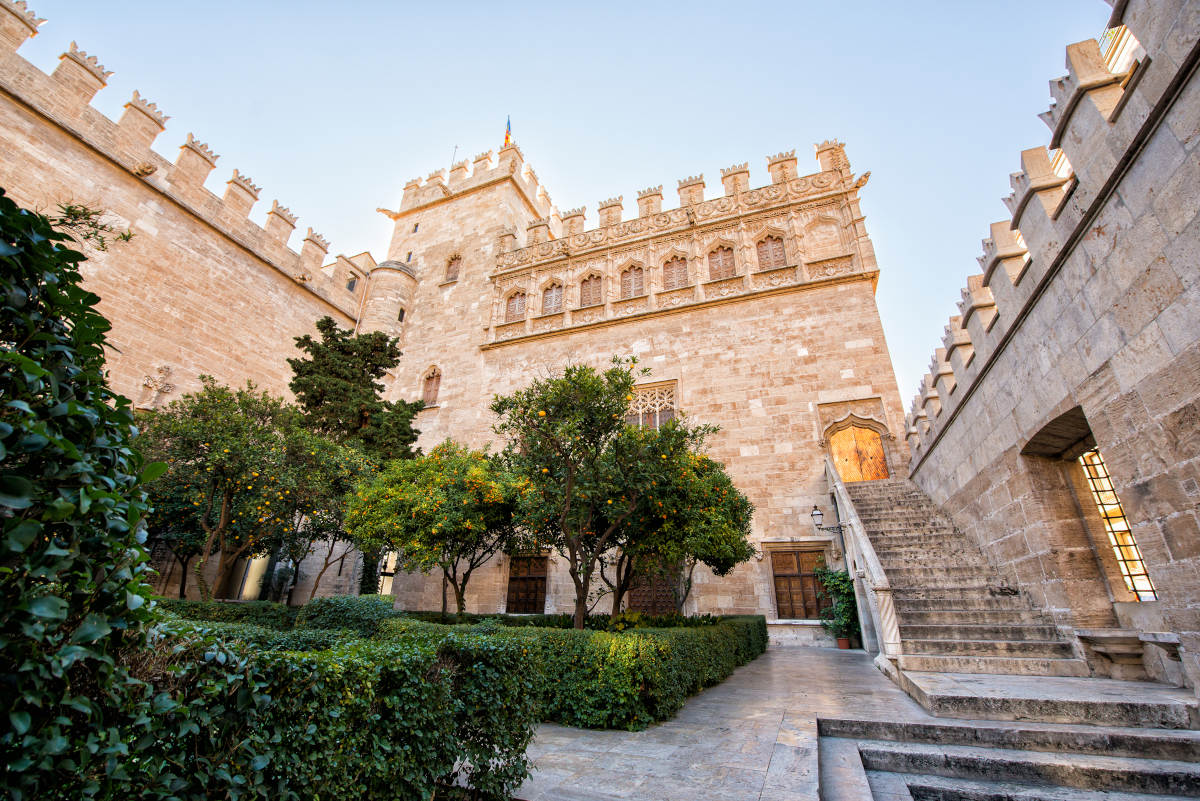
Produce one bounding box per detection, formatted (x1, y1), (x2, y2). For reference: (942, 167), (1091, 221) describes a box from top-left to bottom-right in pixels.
(751, 265), (798, 289)
(655, 286), (696, 308)
(805, 254), (855, 280)
(532, 312), (564, 333)
(613, 296), (649, 317)
(702, 276), (745, 300)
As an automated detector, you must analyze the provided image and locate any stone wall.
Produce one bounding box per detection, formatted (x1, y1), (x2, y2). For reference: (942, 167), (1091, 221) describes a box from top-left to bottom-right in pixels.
(375, 143), (907, 619)
(0, 7), (359, 404)
(905, 0), (1200, 688)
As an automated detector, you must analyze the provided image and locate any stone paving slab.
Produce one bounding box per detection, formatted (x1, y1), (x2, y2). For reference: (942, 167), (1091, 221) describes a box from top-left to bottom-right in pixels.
(516, 647), (934, 801)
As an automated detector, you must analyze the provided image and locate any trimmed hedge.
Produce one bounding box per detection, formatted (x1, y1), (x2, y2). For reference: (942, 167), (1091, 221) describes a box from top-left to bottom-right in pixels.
(400, 610), (719, 630)
(110, 622), (537, 800)
(379, 614), (768, 730)
(167, 617), (358, 651)
(294, 593), (403, 635)
(155, 598), (300, 629)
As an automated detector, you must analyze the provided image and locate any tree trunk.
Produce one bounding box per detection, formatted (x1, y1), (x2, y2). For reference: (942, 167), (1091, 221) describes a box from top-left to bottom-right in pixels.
(359, 549), (380, 595)
(307, 541), (346, 603)
(176, 555), (192, 599)
(452, 583), (467, 616)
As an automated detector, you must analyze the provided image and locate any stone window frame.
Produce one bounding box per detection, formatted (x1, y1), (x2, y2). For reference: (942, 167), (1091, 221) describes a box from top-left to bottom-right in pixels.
(619, 262), (646, 300)
(706, 242), (738, 281)
(578, 273), (604, 308)
(444, 255), (462, 283)
(504, 289), (528, 322)
(661, 252), (690, 291)
(540, 280), (564, 315)
(753, 228), (790, 271)
(803, 214), (847, 261)
(626, 380), (677, 429)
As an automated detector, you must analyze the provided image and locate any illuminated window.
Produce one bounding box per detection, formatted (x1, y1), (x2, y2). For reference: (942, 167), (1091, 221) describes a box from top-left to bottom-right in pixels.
(1079, 448), (1157, 601)
(505, 291), (527, 322)
(708, 246), (735, 280)
(662, 257), (688, 290)
(543, 283), (563, 314)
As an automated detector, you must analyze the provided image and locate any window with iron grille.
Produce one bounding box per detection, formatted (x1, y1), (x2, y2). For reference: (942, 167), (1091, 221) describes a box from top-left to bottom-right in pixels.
(708, 246), (735, 280)
(542, 283), (563, 314)
(579, 275), (602, 307)
(422, 368), (441, 405)
(1079, 448), (1157, 601)
(445, 256), (461, 282)
(620, 266), (644, 299)
(625, 382), (676, 429)
(506, 556), (547, 614)
(756, 236), (786, 270)
(505, 291), (527, 322)
(662, 257), (688, 290)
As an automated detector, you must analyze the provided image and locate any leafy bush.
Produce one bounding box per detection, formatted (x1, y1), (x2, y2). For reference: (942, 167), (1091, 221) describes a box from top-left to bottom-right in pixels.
(379, 614), (767, 730)
(815, 568), (860, 640)
(294, 593), (403, 635)
(399, 609), (719, 630)
(156, 598), (300, 629)
(168, 617), (357, 651)
(0, 189), (162, 798)
(109, 625), (536, 800)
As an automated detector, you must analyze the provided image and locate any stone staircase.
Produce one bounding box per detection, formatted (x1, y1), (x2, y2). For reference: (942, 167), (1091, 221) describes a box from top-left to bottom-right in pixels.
(818, 716), (1200, 801)
(843, 479), (1088, 677)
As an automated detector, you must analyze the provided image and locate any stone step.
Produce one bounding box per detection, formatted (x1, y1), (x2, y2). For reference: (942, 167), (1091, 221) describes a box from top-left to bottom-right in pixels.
(874, 770), (1199, 801)
(817, 718), (1200, 762)
(855, 741), (1200, 795)
(898, 654), (1091, 677)
(903, 639), (1075, 659)
(899, 671), (1200, 727)
(897, 609), (1053, 626)
(892, 589), (1029, 606)
(899, 624), (1061, 641)
(886, 568), (998, 582)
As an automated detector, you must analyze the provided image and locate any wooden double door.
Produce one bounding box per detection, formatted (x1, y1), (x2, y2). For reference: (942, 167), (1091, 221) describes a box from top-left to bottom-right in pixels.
(830, 425), (889, 483)
(771, 550), (829, 619)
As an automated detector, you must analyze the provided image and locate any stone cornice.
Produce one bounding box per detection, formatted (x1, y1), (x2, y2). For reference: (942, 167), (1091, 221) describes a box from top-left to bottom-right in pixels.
(495, 170), (854, 274)
(480, 270), (876, 350)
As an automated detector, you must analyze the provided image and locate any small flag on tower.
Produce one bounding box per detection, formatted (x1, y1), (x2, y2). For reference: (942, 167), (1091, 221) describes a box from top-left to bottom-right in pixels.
(503, 116), (512, 148)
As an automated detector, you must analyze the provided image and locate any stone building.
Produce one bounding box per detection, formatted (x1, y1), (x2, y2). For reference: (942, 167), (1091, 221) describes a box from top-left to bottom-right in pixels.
(2, 0), (1199, 694)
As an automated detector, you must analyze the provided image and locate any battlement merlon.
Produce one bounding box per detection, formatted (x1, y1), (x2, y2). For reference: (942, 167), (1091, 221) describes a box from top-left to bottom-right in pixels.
(0, 1), (43, 51)
(222, 170), (262, 219)
(677, 175), (705, 206)
(636, 186), (662, 217)
(0, 9), (358, 317)
(720, 164), (749, 196)
(393, 139), (554, 220)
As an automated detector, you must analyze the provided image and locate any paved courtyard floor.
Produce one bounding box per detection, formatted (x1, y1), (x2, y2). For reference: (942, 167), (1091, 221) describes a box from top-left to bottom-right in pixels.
(516, 646), (934, 801)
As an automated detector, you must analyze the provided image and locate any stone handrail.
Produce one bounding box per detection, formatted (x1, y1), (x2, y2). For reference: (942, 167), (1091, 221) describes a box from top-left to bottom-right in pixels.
(823, 457), (902, 661)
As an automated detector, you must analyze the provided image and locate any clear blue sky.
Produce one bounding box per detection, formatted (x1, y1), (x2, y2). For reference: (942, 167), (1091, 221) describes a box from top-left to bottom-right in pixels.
(23, 0), (1106, 404)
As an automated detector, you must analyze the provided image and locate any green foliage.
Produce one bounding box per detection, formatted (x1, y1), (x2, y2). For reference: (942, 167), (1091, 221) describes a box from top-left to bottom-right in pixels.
(138, 380), (372, 601)
(48, 203), (134, 252)
(492, 356), (730, 627)
(155, 598), (300, 629)
(105, 625), (536, 800)
(347, 441), (518, 613)
(815, 568), (860, 639)
(0, 188), (159, 799)
(378, 615), (768, 730)
(168, 617), (358, 651)
(288, 315), (422, 462)
(294, 593), (403, 636)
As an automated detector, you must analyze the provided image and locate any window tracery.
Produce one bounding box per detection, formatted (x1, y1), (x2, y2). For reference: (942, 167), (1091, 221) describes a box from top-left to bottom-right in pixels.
(708, 246), (735, 280)
(619, 266), (644, 299)
(542, 283), (563, 314)
(756, 236), (786, 270)
(625, 382), (676, 429)
(662, 257), (688, 290)
(505, 291), (527, 322)
(579, 274), (602, 307)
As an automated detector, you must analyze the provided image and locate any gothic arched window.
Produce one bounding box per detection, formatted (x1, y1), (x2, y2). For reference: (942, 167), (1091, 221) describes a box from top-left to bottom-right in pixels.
(620, 266), (644, 299)
(756, 236), (786, 270)
(662, 257), (688, 290)
(445, 256), (461, 282)
(543, 283), (563, 314)
(579, 275), (602, 307)
(708, 246), (735, 280)
(422, 368), (441, 406)
(505, 291), (527, 322)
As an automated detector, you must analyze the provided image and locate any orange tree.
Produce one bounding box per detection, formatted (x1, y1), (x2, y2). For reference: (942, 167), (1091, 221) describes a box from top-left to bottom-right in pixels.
(491, 357), (721, 629)
(345, 441), (517, 614)
(139, 378), (370, 600)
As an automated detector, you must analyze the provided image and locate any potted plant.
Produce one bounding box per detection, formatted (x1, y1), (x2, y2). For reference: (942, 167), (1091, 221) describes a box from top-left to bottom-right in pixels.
(815, 567), (860, 649)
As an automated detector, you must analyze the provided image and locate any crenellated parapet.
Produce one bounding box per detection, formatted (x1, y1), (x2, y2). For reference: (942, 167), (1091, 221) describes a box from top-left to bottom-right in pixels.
(392, 139), (556, 222)
(484, 143), (877, 346)
(906, 0), (1189, 470)
(0, 3), (362, 317)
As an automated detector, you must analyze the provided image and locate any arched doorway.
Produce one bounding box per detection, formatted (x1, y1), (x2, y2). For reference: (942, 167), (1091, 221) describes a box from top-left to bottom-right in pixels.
(829, 424), (889, 482)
